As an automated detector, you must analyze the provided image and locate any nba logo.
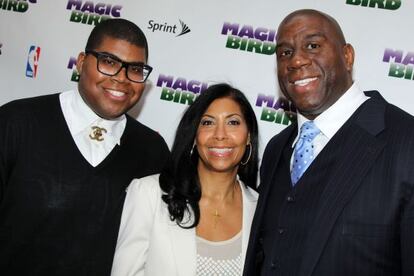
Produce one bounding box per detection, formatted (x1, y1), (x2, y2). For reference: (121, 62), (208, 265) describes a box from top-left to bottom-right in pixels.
(26, 45), (41, 78)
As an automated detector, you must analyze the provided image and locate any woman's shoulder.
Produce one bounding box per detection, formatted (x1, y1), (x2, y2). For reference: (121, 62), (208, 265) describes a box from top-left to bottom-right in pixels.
(126, 174), (163, 201)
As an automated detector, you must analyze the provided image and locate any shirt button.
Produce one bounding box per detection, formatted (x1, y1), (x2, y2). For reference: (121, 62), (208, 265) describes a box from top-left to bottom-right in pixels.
(287, 196), (295, 202)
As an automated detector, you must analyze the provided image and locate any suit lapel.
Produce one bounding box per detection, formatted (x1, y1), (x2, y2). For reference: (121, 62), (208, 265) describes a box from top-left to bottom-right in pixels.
(243, 125), (296, 275)
(254, 124), (296, 229)
(299, 92), (387, 276)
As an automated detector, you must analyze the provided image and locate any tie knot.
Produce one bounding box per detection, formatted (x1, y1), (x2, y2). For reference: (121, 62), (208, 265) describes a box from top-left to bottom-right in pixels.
(299, 121), (320, 140)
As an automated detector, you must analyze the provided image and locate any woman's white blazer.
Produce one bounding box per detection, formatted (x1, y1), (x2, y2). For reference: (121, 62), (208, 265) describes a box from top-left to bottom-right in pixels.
(111, 174), (258, 276)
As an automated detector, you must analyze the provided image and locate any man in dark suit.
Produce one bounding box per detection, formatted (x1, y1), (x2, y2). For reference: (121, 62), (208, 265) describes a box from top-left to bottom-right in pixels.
(244, 9), (414, 276)
(0, 19), (169, 275)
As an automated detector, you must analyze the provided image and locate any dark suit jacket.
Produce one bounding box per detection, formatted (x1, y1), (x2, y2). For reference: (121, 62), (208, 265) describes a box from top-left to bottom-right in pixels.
(244, 91), (414, 276)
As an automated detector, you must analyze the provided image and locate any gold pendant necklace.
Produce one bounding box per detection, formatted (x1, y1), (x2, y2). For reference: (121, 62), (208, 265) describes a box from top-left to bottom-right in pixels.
(213, 209), (221, 228)
(209, 179), (239, 229)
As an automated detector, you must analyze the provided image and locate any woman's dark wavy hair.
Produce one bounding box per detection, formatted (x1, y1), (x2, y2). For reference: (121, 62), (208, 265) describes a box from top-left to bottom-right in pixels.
(159, 83), (259, 229)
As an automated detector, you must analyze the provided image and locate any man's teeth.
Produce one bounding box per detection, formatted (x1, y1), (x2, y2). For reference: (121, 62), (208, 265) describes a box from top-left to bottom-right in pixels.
(209, 148), (232, 154)
(294, 77), (317, 86)
(108, 90), (125, 97)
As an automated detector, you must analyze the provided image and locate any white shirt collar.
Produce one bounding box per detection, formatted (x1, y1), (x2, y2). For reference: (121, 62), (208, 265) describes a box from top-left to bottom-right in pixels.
(294, 82), (369, 144)
(60, 90), (126, 145)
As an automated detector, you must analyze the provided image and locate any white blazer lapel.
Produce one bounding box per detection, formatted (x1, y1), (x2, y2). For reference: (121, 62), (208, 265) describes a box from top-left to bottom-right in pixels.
(240, 182), (258, 271)
(167, 211), (197, 276)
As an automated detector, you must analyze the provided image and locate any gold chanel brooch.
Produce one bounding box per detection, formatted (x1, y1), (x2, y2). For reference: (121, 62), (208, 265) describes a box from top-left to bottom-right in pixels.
(89, 126), (107, 141)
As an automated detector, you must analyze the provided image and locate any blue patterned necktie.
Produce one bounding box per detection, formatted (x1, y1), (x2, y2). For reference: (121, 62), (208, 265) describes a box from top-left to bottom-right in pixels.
(291, 121), (321, 186)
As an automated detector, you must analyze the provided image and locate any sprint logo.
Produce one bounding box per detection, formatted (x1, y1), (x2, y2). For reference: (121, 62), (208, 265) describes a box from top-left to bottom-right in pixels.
(148, 19), (191, 37)
(177, 20), (190, 37)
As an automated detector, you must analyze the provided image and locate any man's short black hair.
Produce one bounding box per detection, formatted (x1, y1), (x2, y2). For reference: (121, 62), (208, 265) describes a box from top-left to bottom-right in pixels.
(85, 18), (149, 61)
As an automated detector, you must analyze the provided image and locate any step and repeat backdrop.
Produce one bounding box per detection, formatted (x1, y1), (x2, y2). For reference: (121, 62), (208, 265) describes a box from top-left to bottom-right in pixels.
(1, 0), (413, 154)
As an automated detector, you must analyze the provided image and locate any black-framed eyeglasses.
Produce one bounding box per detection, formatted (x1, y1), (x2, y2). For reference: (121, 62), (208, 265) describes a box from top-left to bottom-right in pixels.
(85, 50), (153, 83)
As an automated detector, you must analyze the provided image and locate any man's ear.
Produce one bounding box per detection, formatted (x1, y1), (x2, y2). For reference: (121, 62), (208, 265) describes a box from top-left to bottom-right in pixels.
(343, 43), (355, 72)
(76, 52), (86, 75)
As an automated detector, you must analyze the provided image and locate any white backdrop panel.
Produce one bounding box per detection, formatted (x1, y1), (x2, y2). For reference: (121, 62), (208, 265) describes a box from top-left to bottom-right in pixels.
(1, 0), (413, 156)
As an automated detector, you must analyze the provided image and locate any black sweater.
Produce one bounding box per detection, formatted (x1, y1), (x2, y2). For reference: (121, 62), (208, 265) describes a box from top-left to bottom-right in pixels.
(0, 94), (170, 275)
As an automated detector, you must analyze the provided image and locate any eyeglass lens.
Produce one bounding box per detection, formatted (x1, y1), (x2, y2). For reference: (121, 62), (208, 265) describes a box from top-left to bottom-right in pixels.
(97, 55), (149, 82)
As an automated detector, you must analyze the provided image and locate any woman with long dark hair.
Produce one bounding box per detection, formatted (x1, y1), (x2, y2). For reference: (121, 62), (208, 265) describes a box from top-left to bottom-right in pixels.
(111, 83), (259, 276)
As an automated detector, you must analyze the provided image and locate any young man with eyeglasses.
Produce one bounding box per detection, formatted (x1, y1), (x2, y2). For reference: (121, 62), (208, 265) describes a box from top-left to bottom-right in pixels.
(0, 19), (169, 276)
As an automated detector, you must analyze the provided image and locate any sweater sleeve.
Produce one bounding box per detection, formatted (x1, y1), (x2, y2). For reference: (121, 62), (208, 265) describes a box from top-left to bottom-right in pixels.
(0, 103), (20, 202)
(0, 106), (5, 201)
(111, 174), (161, 276)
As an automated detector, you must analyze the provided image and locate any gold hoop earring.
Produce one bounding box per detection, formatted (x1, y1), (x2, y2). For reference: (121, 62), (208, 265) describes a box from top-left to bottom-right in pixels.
(240, 142), (252, 165)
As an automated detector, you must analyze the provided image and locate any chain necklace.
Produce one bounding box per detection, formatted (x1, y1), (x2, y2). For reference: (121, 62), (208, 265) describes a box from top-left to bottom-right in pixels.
(212, 209), (222, 229)
(211, 180), (239, 229)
